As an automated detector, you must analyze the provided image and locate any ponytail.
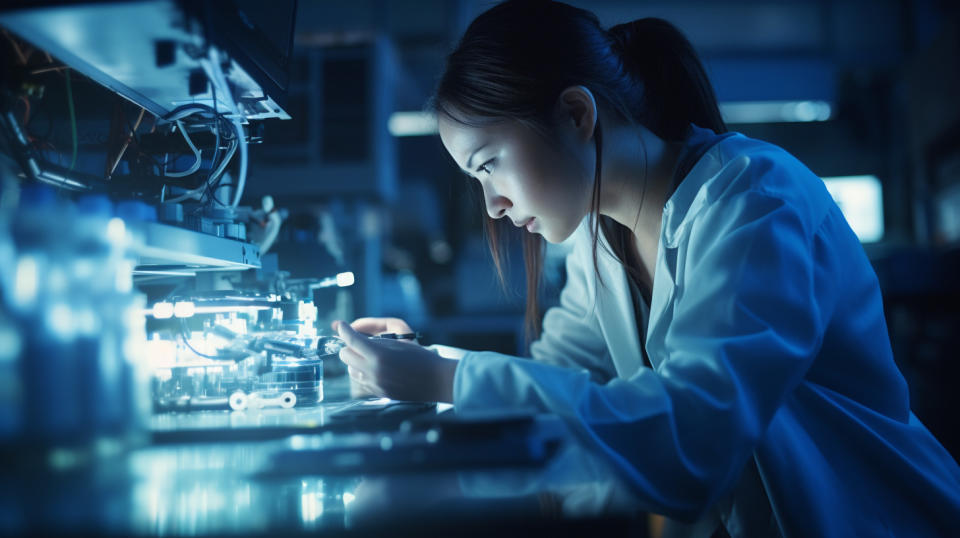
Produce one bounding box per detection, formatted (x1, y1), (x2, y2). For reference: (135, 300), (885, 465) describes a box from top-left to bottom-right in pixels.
(608, 18), (727, 140)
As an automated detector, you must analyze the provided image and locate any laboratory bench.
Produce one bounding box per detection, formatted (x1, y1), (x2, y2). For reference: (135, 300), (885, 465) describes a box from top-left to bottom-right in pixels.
(0, 375), (649, 536)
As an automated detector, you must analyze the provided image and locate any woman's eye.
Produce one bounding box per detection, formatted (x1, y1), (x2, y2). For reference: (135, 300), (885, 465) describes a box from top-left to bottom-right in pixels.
(476, 159), (495, 175)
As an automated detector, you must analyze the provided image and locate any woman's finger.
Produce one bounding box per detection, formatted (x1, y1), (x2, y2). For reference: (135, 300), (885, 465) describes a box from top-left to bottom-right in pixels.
(347, 365), (366, 383)
(350, 377), (374, 398)
(339, 345), (368, 369)
(349, 317), (392, 335)
(348, 368), (384, 397)
(336, 321), (379, 356)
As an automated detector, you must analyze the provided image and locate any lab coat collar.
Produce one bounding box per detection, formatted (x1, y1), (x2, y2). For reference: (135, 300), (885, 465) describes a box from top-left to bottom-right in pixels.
(583, 127), (745, 375)
(662, 127), (743, 248)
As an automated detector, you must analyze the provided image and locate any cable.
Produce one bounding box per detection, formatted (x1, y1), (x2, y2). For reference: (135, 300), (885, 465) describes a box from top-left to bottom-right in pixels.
(155, 101), (239, 198)
(179, 319), (246, 361)
(201, 84), (224, 206)
(158, 104), (216, 179)
(163, 120), (202, 178)
(161, 103), (219, 122)
(161, 137), (237, 204)
(107, 107), (145, 178)
(207, 182), (236, 207)
(207, 137), (237, 184)
(230, 117), (246, 208)
(179, 323), (222, 360)
(206, 82), (221, 184)
(17, 96), (30, 125)
(64, 69), (77, 170)
(201, 48), (247, 209)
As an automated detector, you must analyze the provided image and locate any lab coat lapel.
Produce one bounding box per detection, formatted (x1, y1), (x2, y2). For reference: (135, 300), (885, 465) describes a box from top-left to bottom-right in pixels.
(645, 241), (676, 371)
(594, 238), (646, 379)
(645, 147), (726, 371)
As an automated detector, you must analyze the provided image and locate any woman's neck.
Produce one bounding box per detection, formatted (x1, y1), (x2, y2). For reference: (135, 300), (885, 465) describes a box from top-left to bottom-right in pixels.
(598, 122), (683, 248)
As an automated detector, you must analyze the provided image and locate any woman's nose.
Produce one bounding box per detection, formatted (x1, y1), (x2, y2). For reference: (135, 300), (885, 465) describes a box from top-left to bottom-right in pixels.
(482, 182), (512, 219)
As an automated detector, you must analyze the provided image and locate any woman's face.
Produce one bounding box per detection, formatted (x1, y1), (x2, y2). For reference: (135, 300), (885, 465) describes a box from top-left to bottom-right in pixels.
(438, 113), (595, 244)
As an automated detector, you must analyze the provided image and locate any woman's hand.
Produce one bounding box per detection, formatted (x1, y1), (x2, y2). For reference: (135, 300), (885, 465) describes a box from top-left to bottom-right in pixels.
(332, 317), (420, 397)
(335, 320), (458, 403)
(337, 317), (416, 339)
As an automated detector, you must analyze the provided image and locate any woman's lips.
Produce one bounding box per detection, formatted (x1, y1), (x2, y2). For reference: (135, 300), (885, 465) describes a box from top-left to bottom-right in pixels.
(511, 217), (536, 232)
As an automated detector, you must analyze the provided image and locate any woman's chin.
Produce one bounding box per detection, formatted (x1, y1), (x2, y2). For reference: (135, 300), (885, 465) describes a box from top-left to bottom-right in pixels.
(539, 226), (572, 244)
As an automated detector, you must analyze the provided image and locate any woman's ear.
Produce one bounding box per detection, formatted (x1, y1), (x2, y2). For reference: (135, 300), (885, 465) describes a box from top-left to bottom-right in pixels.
(556, 85), (598, 142)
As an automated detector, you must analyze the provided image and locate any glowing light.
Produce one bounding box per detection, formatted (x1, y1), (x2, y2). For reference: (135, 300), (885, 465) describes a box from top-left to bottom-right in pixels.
(822, 175), (884, 243)
(152, 302), (174, 319)
(218, 316), (248, 336)
(720, 100), (832, 124)
(388, 111), (438, 137)
(145, 338), (177, 368)
(13, 256), (38, 307)
(342, 492), (355, 506)
(299, 481), (324, 526)
(46, 303), (75, 339)
(173, 301), (195, 318)
(336, 272), (355, 287)
(126, 305), (146, 330)
(298, 301), (317, 322)
(115, 260), (134, 293)
(106, 217), (126, 244)
(190, 305), (270, 315)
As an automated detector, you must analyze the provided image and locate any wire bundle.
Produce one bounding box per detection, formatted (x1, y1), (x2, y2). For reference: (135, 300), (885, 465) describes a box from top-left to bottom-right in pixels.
(157, 102), (239, 207)
(202, 48), (247, 210)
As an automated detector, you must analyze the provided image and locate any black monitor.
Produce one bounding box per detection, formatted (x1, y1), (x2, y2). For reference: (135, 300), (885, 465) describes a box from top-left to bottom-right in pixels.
(183, 0), (298, 109)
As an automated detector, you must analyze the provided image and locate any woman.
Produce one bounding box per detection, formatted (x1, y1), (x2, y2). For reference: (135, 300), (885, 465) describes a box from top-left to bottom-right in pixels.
(335, 0), (960, 534)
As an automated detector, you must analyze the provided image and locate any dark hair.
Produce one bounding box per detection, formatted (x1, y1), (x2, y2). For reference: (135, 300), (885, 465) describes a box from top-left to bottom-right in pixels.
(431, 0), (726, 341)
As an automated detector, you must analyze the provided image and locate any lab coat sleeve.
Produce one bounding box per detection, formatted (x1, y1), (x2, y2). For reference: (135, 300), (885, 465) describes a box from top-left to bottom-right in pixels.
(528, 231), (618, 383)
(453, 189), (828, 519)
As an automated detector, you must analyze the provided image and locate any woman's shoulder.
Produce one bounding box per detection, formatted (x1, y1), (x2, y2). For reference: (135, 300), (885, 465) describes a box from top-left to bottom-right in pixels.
(707, 132), (827, 202)
(666, 131), (833, 234)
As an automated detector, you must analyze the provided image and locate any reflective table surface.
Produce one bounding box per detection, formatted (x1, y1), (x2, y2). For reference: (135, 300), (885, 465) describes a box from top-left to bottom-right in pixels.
(1, 376), (648, 536)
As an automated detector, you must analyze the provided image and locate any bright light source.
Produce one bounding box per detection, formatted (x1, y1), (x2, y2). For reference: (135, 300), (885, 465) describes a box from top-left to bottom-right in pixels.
(115, 260), (134, 294)
(13, 256), (38, 307)
(106, 217), (126, 244)
(298, 301), (317, 322)
(152, 301), (174, 319)
(388, 111), (438, 137)
(191, 305), (270, 315)
(300, 491), (324, 524)
(336, 272), (355, 287)
(46, 303), (74, 339)
(720, 100), (832, 124)
(822, 175), (884, 243)
(173, 301), (195, 318)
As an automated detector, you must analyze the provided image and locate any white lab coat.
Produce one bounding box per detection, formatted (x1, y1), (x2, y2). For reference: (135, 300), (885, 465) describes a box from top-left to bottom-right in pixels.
(451, 127), (960, 536)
